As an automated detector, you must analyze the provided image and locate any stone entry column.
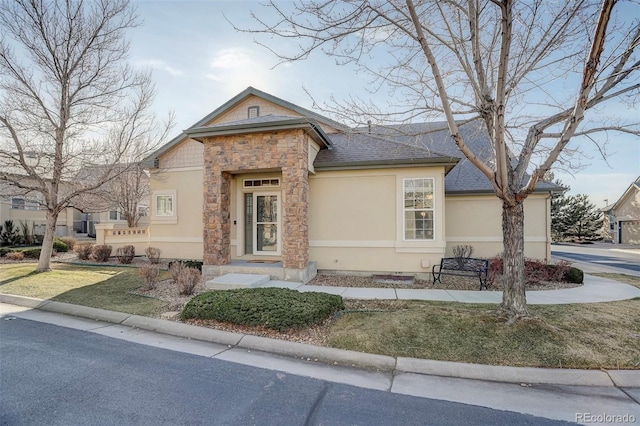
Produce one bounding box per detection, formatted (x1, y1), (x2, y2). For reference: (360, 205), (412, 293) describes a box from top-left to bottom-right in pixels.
(202, 129), (310, 271)
(203, 170), (231, 265)
(282, 166), (309, 269)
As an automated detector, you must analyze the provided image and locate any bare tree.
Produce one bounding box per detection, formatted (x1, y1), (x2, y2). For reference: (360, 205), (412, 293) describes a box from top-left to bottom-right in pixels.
(75, 162), (151, 228)
(244, 0), (639, 320)
(0, 0), (171, 271)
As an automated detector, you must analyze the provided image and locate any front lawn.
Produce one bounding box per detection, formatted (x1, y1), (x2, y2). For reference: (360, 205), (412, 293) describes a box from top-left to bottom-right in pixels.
(1, 263), (638, 369)
(329, 297), (640, 369)
(0, 263), (167, 316)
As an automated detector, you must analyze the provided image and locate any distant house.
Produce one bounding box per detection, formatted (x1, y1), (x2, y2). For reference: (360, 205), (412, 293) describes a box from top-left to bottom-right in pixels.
(602, 176), (640, 244)
(126, 87), (561, 282)
(0, 178), (77, 238)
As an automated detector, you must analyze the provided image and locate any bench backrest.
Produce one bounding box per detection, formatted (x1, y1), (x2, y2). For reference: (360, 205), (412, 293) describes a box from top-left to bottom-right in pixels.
(440, 257), (488, 272)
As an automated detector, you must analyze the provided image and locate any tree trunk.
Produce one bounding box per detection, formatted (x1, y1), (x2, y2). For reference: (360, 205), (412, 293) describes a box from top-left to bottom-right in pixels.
(36, 211), (59, 272)
(500, 200), (528, 321)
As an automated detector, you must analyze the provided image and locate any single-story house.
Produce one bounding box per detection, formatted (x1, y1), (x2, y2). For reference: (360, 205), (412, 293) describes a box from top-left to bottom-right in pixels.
(140, 87), (559, 282)
(602, 176), (640, 244)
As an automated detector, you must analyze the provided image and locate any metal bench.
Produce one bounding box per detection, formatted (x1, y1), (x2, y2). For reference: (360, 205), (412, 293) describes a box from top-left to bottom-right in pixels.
(432, 257), (490, 290)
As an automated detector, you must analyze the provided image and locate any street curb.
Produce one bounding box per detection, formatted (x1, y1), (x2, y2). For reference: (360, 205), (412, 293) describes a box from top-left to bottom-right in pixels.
(41, 301), (131, 324)
(396, 358), (615, 386)
(122, 315), (244, 346)
(238, 334), (396, 371)
(1, 293), (637, 387)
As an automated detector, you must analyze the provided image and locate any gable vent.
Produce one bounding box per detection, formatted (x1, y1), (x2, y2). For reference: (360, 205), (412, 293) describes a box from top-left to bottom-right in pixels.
(248, 106), (259, 118)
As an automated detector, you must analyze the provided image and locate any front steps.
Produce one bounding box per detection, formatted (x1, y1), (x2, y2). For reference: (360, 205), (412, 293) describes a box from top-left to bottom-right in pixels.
(205, 273), (271, 290)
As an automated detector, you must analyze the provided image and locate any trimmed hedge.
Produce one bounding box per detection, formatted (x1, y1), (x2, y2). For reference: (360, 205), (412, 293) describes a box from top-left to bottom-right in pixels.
(181, 287), (344, 331)
(563, 266), (584, 284)
(53, 239), (68, 252)
(21, 248), (42, 259)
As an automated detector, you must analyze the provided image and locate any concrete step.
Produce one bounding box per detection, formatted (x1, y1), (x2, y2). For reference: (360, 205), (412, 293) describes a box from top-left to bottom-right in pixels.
(205, 273), (271, 290)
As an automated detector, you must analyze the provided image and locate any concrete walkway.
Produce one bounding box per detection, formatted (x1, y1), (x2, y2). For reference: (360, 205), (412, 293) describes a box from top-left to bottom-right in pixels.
(260, 273), (640, 304)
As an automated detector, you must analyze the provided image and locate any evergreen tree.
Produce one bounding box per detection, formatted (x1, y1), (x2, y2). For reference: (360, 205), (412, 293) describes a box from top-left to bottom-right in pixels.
(552, 192), (603, 241)
(563, 194), (604, 241)
(550, 180), (570, 241)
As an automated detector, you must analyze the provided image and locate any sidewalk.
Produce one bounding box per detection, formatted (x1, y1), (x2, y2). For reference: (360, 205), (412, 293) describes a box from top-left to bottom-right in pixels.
(261, 273), (640, 304)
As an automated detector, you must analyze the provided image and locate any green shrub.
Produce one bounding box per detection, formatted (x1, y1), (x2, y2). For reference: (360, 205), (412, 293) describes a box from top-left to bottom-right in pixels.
(181, 288), (344, 331)
(168, 260), (203, 272)
(183, 260), (203, 271)
(0, 247), (14, 257)
(563, 267), (584, 284)
(75, 243), (94, 260)
(115, 245), (135, 264)
(59, 236), (77, 250)
(92, 244), (112, 262)
(21, 248), (42, 259)
(53, 239), (68, 252)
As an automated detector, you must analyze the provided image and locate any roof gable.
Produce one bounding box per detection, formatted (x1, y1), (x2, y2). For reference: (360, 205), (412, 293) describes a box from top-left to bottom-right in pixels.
(143, 87), (345, 168)
(611, 176), (640, 215)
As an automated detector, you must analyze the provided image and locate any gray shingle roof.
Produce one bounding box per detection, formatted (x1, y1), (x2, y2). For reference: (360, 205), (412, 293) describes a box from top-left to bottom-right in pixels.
(317, 120), (561, 194)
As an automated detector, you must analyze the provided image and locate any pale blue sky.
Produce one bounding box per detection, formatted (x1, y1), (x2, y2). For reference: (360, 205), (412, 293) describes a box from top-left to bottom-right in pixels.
(129, 1), (639, 208)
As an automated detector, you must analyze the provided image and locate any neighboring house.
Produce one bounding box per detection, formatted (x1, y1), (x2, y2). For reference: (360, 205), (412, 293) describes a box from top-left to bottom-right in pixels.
(136, 87), (560, 282)
(0, 180), (76, 238)
(602, 176), (640, 244)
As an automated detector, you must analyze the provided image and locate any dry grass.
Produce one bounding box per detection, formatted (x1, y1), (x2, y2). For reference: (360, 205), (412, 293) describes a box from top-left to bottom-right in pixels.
(326, 296), (640, 369)
(0, 263), (168, 316)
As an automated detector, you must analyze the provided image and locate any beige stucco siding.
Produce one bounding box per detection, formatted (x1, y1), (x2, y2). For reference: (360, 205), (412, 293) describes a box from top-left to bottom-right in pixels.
(615, 188), (640, 220)
(308, 167), (447, 274)
(309, 173), (396, 241)
(445, 193), (551, 260)
(148, 168), (203, 259)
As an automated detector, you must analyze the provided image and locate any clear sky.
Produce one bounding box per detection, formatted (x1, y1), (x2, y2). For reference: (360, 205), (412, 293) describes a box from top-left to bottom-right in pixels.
(129, 1), (639, 208)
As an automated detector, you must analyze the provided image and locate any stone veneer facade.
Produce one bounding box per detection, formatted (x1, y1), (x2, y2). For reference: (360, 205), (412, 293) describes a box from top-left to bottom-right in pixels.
(202, 129), (310, 270)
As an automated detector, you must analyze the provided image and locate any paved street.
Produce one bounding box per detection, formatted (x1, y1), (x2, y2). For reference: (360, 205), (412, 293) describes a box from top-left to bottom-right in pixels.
(551, 242), (640, 276)
(1, 316), (573, 426)
(2, 304), (639, 425)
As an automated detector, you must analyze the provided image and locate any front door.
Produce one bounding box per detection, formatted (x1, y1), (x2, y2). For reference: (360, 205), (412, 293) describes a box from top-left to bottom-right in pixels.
(253, 192), (280, 255)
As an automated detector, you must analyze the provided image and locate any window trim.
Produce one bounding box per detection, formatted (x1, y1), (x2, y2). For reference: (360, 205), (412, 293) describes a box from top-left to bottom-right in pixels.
(151, 190), (177, 224)
(402, 177), (435, 241)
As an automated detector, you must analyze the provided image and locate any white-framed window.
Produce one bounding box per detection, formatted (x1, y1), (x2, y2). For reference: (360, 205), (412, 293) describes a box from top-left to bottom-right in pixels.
(151, 190), (177, 224)
(156, 195), (174, 216)
(138, 206), (149, 217)
(403, 178), (435, 240)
